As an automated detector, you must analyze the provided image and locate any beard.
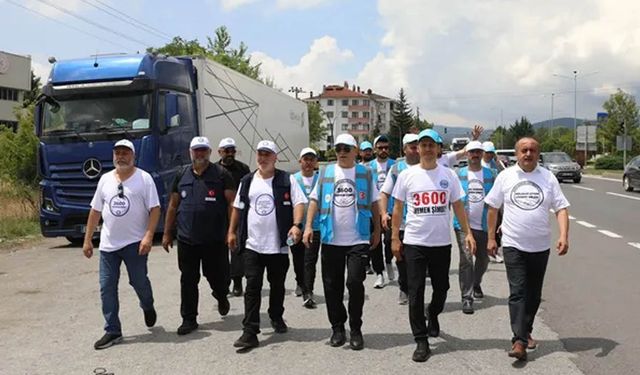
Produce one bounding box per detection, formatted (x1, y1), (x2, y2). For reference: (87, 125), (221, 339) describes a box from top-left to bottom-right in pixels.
(363, 155), (374, 162)
(222, 155), (235, 165)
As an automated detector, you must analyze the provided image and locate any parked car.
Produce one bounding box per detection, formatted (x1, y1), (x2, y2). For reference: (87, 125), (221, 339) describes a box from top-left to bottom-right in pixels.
(623, 155), (640, 191)
(539, 152), (582, 183)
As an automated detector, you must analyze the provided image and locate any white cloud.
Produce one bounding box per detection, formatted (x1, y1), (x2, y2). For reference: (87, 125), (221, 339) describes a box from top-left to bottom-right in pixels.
(275, 0), (331, 10)
(24, 0), (85, 18)
(252, 36), (354, 97)
(219, 0), (259, 11)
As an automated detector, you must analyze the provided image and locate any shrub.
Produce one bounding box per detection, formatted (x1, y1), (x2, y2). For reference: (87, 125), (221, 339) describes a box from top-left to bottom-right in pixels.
(594, 155), (624, 170)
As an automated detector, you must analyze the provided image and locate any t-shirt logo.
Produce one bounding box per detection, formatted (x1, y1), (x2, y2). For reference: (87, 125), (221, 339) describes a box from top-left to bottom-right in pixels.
(181, 190), (187, 198)
(510, 181), (544, 210)
(467, 179), (484, 203)
(376, 173), (386, 190)
(109, 195), (130, 217)
(439, 179), (449, 189)
(254, 194), (275, 216)
(411, 190), (448, 216)
(333, 179), (356, 207)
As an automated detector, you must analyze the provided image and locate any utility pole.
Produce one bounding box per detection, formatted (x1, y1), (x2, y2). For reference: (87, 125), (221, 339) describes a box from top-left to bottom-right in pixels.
(288, 86), (306, 99)
(550, 93), (555, 137)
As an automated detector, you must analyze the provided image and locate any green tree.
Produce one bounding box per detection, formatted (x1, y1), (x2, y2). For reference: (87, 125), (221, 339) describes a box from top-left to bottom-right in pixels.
(22, 71), (42, 108)
(490, 126), (513, 149)
(389, 88), (414, 157)
(509, 116), (535, 142)
(597, 89), (639, 154)
(536, 127), (575, 154)
(307, 102), (328, 149)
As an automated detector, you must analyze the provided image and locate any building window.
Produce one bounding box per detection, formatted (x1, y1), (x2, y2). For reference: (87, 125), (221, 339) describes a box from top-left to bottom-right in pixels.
(341, 111), (348, 118)
(363, 99), (370, 106)
(327, 99), (334, 106)
(352, 99), (359, 106)
(341, 99), (348, 106)
(0, 87), (20, 102)
(341, 124), (348, 130)
(362, 112), (370, 118)
(0, 120), (18, 131)
(351, 112), (358, 118)
(326, 111), (334, 118)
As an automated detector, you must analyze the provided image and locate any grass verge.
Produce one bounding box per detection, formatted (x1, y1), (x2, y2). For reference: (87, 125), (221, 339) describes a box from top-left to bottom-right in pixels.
(0, 182), (41, 248)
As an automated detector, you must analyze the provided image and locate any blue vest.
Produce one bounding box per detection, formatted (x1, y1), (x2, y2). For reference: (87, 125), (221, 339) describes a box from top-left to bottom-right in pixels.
(453, 166), (495, 232)
(387, 159), (409, 220)
(294, 171), (320, 231)
(317, 164), (373, 244)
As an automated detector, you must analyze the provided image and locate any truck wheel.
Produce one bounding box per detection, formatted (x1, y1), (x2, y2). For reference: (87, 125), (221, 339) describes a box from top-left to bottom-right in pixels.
(623, 176), (633, 192)
(573, 177), (581, 183)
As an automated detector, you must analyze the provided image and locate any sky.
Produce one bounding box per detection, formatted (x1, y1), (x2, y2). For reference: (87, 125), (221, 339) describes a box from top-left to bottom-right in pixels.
(2, 0), (640, 128)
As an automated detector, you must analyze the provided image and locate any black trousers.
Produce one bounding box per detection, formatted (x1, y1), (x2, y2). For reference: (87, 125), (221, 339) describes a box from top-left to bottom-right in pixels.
(503, 247), (550, 345)
(396, 231), (407, 293)
(230, 246), (244, 280)
(290, 231), (321, 294)
(177, 240), (230, 322)
(242, 249), (289, 335)
(371, 226), (393, 274)
(404, 244), (451, 341)
(321, 243), (369, 331)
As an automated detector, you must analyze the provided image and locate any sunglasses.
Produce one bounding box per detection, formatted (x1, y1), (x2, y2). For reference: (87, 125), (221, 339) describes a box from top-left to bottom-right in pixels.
(335, 145), (352, 153)
(117, 182), (124, 198)
(222, 148), (236, 154)
(376, 146), (389, 150)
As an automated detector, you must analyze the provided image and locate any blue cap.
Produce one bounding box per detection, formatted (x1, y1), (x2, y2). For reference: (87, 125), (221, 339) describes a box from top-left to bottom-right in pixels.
(418, 129), (442, 144)
(359, 141), (373, 150)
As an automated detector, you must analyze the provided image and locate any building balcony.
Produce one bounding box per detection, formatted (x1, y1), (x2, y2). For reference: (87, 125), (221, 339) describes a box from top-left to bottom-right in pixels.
(348, 105), (371, 112)
(348, 117), (371, 124)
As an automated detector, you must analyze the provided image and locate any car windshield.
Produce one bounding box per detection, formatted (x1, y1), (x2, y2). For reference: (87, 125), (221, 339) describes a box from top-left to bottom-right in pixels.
(42, 93), (151, 137)
(544, 153), (572, 163)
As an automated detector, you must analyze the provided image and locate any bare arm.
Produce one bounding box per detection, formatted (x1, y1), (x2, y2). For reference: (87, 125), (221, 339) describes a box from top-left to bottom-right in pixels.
(452, 200), (476, 255)
(391, 199), (404, 261)
(370, 200), (381, 249)
(82, 209), (102, 258)
(379, 192), (391, 231)
(227, 206), (240, 251)
(162, 193), (180, 252)
(288, 203), (305, 244)
(139, 206), (160, 255)
(454, 125), (484, 160)
(556, 208), (569, 255)
(487, 206), (499, 256)
(303, 200), (319, 247)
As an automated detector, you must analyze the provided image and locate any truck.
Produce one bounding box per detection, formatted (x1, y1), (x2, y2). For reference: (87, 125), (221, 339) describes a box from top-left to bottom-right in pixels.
(35, 53), (308, 243)
(450, 137), (470, 151)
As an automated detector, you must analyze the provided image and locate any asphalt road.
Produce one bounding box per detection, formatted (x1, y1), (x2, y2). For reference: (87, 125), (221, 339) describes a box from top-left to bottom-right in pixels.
(542, 175), (640, 375)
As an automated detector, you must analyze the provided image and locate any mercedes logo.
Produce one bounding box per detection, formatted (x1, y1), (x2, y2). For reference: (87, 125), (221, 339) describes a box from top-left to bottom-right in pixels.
(82, 158), (102, 179)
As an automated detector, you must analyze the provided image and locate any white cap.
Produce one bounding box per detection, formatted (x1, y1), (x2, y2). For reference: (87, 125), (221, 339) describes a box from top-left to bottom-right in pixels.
(257, 140), (277, 154)
(299, 147), (317, 159)
(402, 133), (419, 145)
(335, 133), (357, 147)
(466, 140), (484, 151)
(218, 137), (236, 149)
(482, 141), (496, 153)
(113, 139), (135, 153)
(190, 136), (211, 150)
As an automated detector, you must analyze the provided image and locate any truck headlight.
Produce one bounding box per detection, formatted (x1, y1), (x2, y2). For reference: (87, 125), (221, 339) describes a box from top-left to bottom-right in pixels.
(43, 197), (59, 213)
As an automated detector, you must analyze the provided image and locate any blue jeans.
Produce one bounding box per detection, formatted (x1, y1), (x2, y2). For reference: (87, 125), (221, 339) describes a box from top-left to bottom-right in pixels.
(99, 242), (154, 334)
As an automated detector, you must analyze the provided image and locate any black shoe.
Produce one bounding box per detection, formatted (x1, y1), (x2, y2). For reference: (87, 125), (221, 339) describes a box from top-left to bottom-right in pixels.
(144, 308), (157, 327)
(233, 332), (259, 349)
(329, 327), (346, 347)
(303, 293), (317, 309)
(271, 319), (288, 333)
(350, 330), (364, 350)
(177, 320), (198, 335)
(462, 300), (474, 315)
(473, 286), (484, 299)
(218, 296), (230, 316)
(365, 265), (374, 275)
(294, 285), (303, 297)
(427, 315), (440, 337)
(412, 341), (431, 362)
(232, 279), (243, 297)
(94, 333), (123, 350)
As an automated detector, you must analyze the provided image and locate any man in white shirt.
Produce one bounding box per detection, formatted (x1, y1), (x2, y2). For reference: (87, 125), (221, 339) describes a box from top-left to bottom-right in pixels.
(391, 129), (476, 362)
(227, 140), (307, 351)
(83, 139), (161, 350)
(303, 133), (381, 351)
(485, 137), (570, 361)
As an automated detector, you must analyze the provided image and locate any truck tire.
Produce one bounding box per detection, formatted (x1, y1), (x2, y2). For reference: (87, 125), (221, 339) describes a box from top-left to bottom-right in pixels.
(573, 177), (581, 183)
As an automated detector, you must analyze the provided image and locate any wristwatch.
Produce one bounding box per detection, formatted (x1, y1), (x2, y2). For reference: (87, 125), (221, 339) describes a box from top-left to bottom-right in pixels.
(294, 223), (303, 230)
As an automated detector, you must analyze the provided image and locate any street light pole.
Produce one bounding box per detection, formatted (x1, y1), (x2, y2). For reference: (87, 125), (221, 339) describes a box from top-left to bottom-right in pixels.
(288, 86), (306, 100)
(550, 92), (555, 137)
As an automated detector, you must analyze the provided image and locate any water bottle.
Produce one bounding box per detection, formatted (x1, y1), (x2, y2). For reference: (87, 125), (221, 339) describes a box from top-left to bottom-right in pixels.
(286, 234), (295, 246)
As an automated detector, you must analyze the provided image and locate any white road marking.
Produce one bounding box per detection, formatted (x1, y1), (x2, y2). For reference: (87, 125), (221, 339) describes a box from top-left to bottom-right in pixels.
(572, 185), (594, 191)
(598, 230), (622, 238)
(568, 215), (576, 220)
(606, 192), (640, 201)
(577, 221), (596, 228)
(583, 175), (620, 182)
(629, 242), (640, 249)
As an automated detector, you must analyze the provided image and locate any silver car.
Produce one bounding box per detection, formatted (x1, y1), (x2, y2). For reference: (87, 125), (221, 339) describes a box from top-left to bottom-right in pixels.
(540, 152), (582, 183)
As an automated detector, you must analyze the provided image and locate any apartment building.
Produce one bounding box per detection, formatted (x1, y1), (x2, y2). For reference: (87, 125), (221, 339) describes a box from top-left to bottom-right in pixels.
(0, 51), (31, 130)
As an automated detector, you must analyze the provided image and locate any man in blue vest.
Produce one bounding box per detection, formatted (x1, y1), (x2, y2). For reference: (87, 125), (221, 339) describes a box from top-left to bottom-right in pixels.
(359, 141), (374, 164)
(453, 141), (495, 315)
(303, 133), (381, 351)
(365, 134), (395, 288)
(162, 136), (236, 335)
(379, 133), (420, 305)
(227, 140), (307, 351)
(290, 147), (321, 308)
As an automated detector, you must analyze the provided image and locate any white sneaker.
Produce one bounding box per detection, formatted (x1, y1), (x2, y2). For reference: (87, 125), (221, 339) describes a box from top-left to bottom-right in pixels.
(494, 254), (504, 263)
(398, 291), (408, 305)
(373, 274), (385, 289)
(489, 255), (498, 263)
(387, 265), (395, 281)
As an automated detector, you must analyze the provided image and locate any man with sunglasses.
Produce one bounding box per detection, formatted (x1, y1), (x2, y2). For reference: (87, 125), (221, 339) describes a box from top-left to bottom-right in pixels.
(358, 141), (374, 164)
(303, 133), (381, 351)
(162, 136), (236, 335)
(365, 134), (395, 288)
(216, 137), (251, 297)
(83, 139), (161, 350)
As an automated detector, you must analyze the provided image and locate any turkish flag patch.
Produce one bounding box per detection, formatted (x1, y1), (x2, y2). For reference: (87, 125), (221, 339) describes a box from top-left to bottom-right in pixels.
(284, 192), (290, 200)
(359, 192), (366, 200)
(208, 190), (215, 197)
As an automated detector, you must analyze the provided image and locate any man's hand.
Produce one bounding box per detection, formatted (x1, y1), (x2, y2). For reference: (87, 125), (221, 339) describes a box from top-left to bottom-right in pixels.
(465, 232), (477, 256)
(487, 238), (498, 256)
(288, 226), (302, 245)
(557, 237), (569, 256)
(381, 212), (391, 231)
(391, 238), (403, 261)
(227, 232), (238, 252)
(82, 241), (93, 259)
(302, 227), (313, 248)
(139, 235), (153, 255)
(471, 125), (484, 140)
(370, 228), (381, 250)
(162, 233), (173, 253)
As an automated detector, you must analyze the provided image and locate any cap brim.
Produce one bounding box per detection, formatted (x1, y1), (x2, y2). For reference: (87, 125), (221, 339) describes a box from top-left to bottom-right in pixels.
(257, 147), (276, 153)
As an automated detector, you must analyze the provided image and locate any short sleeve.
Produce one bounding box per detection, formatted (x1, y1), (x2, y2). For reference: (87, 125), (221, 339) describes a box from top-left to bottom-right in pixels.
(290, 175), (309, 206)
(221, 168), (235, 191)
(233, 182), (243, 209)
(371, 179), (380, 203)
(550, 178), (570, 212)
(145, 173), (160, 210)
(449, 170), (465, 203)
(380, 168), (395, 195)
(484, 172), (505, 209)
(391, 172), (407, 202)
(90, 176), (105, 212)
(171, 167), (184, 193)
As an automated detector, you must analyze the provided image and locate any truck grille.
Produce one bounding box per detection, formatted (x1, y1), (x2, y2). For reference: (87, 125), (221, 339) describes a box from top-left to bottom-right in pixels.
(49, 161), (114, 206)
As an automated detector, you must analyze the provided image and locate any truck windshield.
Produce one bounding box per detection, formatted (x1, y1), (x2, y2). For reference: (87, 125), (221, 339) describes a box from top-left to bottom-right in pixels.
(544, 153), (572, 163)
(42, 93), (151, 137)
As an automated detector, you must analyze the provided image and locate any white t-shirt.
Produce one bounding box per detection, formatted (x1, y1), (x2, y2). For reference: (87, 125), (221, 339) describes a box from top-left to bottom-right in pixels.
(90, 168), (160, 252)
(233, 174), (307, 254)
(381, 165), (409, 230)
(373, 159), (389, 191)
(309, 165), (379, 246)
(484, 164), (570, 252)
(301, 175), (315, 196)
(392, 164), (464, 247)
(466, 169), (486, 231)
(438, 152), (458, 168)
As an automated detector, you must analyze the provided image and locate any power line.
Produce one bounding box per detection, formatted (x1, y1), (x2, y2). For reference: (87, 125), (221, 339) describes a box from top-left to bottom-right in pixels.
(4, 0), (132, 50)
(79, 0), (171, 41)
(31, 0), (152, 47)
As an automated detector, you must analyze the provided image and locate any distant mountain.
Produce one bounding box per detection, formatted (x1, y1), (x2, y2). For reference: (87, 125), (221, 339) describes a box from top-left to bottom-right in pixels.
(532, 117), (588, 129)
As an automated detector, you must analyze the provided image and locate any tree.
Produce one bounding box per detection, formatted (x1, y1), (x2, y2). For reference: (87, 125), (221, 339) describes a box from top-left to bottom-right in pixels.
(509, 116), (535, 142)
(489, 126), (513, 149)
(22, 71), (42, 108)
(536, 127), (575, 154)
(389, 88), (414, 157)
(307, 102), (328, 149)
(597, 89), (639, 154)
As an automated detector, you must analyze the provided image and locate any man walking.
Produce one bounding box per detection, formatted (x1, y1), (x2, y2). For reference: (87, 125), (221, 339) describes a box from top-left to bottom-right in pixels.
(359, 141), (374, 164)
(485, 137), (570, 361)
(452, 141), (495, 315)
(391, 129), (475, 362)
(83, 139), (161, 350)
(162, 136), (236, 335)
(227, 140), (307, 350)
(303, 133), (381, 351)
(216, 137), (251, 297)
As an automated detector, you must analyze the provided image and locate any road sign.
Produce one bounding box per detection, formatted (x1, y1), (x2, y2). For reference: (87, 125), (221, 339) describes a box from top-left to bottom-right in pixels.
(576, 124), (598, 143)
(616, 135), (633, 151)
